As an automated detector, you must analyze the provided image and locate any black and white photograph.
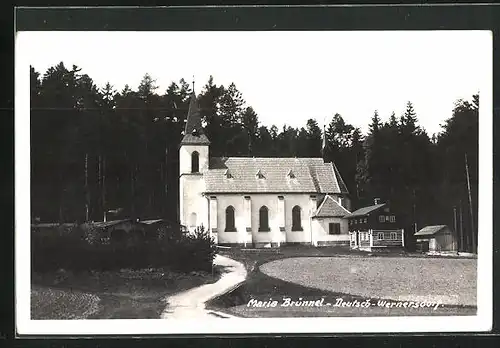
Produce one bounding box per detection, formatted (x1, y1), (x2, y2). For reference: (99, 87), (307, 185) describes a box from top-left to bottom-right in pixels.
(15, 27), (492, 334)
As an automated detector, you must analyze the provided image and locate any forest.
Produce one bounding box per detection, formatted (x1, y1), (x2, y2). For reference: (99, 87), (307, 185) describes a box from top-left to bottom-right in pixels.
(30, 62), (479, 252)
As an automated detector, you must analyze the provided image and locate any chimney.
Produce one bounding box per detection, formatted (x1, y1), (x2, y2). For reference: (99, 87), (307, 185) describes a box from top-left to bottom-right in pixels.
(374, 198), (381, 205)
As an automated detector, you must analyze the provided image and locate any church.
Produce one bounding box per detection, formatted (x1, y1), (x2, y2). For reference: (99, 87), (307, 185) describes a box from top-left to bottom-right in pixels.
(179, 91), (352, 248)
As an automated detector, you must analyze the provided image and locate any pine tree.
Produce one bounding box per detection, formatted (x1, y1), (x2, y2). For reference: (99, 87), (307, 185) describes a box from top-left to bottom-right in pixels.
(305, 119), (322, 157)
(368, 110), (381, 134)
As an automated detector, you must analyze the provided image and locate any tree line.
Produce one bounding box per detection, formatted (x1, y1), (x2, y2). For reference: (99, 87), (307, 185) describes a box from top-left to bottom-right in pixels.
(30, 62), (479, 252)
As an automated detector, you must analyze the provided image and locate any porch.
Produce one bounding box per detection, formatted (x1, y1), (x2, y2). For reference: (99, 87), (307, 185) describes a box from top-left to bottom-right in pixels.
(349, 229), (405, 252)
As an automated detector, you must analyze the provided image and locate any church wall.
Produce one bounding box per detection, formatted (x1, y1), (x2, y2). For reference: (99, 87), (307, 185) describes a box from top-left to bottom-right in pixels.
(212, 193), (314, 246)
(283, 194), (315, 244)
(312, 217), (350, 246)
(213, 194), (248, 245)
(179, 174), (208, 232)
(179, 145), (209, 174)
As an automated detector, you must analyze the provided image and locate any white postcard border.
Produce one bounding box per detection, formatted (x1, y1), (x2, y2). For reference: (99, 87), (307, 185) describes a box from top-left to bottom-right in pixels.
(15, 30), (493, 335)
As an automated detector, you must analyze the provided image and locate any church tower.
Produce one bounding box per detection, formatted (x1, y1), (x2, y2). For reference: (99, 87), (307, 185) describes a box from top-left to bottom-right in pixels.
(179, 91), (210, 232)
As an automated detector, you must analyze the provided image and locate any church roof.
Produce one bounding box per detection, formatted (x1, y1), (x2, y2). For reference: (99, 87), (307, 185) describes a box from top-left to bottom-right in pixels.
(203, 157), (350, 194)
(180, 92), (210, 146)
(313, 195), (351, 218)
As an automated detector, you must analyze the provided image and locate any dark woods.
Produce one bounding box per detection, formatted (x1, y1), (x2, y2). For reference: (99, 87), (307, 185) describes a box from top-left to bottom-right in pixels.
(30, 63), (479, 252)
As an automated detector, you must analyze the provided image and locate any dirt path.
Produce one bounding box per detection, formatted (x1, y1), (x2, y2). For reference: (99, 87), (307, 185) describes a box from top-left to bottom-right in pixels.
(161, 255), (247, 319)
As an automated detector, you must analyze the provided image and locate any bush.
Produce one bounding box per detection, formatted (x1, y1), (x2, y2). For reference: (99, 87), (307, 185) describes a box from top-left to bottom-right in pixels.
(167, 225), (217, 273)
(32, 222), (218, 273)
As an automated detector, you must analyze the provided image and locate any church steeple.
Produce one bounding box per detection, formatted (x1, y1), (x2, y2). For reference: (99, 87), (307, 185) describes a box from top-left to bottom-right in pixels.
(180, 91), (210, 146)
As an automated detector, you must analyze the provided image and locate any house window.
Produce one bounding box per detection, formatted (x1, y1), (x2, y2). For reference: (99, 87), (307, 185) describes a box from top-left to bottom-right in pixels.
(378, 215), (385, 223)
(385, 216), (390, 222)
(377, 232), (384, 240)
(191, 151), (199, 173)
(259, 206), (270, 232)
(364, 218), (368, 223)
(390, 215), (396, 223)
(292, 205), (302, 231)
(390, 232), (397, 240)
(225, 206), (236, 232)
(329, 223), (341, 235)
(189, 212), (197, 228)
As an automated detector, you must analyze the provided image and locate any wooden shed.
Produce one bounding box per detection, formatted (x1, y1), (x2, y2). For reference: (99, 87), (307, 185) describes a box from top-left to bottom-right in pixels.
(90, 219), (146, 243)
(414, 225), (457, 252)
(138, 218), (188, 241)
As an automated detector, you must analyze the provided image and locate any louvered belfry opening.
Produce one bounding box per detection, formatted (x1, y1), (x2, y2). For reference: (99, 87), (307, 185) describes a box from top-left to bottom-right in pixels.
(191, 151), (199, 173)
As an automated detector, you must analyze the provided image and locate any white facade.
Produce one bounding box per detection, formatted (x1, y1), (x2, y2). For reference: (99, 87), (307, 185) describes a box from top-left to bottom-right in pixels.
(209, 193), (324, 246)
(178, 97), (351, 247)
(179, 144), (209, 232)
(311, 217), (350, 246)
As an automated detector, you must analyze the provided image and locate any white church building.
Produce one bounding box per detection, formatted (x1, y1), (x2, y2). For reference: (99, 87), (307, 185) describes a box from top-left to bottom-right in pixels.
(179, 92), (352, 247)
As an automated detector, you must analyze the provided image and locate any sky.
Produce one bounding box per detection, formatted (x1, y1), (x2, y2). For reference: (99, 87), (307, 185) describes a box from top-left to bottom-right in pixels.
(24, 30), (490, 136)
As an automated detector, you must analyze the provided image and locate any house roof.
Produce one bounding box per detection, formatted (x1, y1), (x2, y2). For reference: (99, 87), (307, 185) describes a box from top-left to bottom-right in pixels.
(203, 157), (349, 194)
(415, 225), (449, 236)
(32, 223), (76, 228)
(313, 195), (351, 218)
(348, 203), (387, 217)
(180, 92), (210, 146)
(91, 219), (133, 229)
(139, 219), (165, 225)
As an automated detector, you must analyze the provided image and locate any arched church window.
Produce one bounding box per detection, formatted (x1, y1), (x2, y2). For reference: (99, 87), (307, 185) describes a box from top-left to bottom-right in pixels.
(259, 206), (270, 232)
(225, 206), (236, 232)
(189, 212), (197, 228)
(191, 151), (199, 173)
(292, 205), (303, 231)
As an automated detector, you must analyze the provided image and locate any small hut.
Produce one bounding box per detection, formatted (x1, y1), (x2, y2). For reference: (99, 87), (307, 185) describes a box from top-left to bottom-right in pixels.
(414, 225), (457, 252)
(138, 219), (188, 241)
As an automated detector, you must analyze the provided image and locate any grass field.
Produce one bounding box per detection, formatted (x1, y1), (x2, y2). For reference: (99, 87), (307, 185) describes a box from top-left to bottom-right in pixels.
(208, 246), (477, 317)
(31, 267), (222, 319)
(260, 256), (476, 306)
(31, 286), (100, 320)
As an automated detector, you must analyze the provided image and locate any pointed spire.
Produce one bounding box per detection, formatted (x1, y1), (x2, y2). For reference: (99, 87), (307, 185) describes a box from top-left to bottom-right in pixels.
(180, 90), (210, 146)
(184, 92), (201, 135)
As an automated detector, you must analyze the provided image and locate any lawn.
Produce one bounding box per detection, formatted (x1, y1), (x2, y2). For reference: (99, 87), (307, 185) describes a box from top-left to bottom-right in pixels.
(31, 267), (222, 319)
(31, 286), (100, 320)
(207, 246), (477, 318)
(260, 256), (477, 306)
